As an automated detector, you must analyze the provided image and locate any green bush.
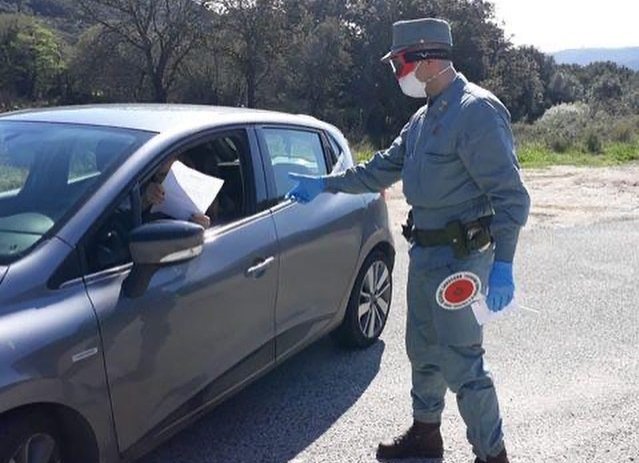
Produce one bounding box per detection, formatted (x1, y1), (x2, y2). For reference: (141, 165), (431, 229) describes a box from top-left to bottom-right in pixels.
(584, 130), (603, 154)
(545, 132), (572, 153)
(515, 104), (638, 157)
(350, 138), (376, 164)
(356, 104), (639, 168)
(608, 116), (639, 143)
(538, 102), (589, 124)
(610, 123), (634, 143)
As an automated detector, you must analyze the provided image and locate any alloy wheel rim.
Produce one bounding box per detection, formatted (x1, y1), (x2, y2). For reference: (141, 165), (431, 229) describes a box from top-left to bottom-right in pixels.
(9, 433), (59, 463)
(357, 260), (391, 338)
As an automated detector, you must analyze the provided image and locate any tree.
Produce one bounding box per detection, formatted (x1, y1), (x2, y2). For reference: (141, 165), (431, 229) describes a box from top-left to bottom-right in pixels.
(0, 14), (66, 108)
(481, 46), (545, 122)
(589, 74), (623, 113)
(3, 0), (637, 132)
(205, 0), (287, 108)
(170, 35), (243, 106)
(75, 0), (209, 102)
(68, 24), (147, 102)
(621, 74), (639, 114)
(279, 16), (353, 119)
(566, 61), (636, 115)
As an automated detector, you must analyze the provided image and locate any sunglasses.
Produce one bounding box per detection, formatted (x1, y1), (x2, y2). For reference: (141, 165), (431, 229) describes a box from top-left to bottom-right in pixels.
(389, 48), (452, 78)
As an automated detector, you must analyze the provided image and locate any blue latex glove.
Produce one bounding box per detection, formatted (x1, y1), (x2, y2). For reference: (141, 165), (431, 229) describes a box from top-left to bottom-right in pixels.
(486, 261), (515, 312)
(286, 173), (326, 203)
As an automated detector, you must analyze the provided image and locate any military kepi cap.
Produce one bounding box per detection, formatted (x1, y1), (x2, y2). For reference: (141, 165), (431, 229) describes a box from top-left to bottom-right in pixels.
(381, 18), (453, 62)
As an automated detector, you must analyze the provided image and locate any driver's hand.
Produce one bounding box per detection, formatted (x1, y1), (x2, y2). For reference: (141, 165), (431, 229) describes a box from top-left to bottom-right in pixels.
(190, 213), (211, 228)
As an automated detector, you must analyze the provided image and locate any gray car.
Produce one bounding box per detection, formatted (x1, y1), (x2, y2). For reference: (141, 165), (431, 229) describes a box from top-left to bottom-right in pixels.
(0, 105), (395, 463)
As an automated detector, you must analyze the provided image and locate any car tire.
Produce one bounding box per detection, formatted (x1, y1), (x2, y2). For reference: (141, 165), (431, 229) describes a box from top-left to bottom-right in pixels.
(334, 250), (393, 348)
(0, 411), (62, 463)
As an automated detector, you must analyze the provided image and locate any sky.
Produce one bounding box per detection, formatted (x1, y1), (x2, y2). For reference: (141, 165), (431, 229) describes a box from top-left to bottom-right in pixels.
(489, 0), (639, 52)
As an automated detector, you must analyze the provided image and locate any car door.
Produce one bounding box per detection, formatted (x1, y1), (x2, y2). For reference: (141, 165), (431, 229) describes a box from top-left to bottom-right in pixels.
(255, 125), (365, 359)
(82, 128), (280, 453)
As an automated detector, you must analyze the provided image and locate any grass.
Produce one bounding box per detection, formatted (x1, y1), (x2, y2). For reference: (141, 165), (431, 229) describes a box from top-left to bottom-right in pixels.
(517, 141), (639, 168)
(353, 141), (639, 169)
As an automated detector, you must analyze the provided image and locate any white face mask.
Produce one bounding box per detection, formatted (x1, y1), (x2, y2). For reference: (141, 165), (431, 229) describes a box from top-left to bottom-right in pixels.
(398, 62), (427, 98)
(398, 63), (453, 99)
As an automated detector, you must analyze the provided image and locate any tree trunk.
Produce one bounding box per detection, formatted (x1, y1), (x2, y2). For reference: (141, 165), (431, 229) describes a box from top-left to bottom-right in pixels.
(144, 48), (167, 103)
(246, 64), (256, 108)
(152, 74), (167, 102)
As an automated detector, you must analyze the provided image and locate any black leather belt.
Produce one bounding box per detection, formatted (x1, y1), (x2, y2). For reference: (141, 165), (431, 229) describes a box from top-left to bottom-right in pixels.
(411, 228), (451, 247)
(406, 215), (493, 258)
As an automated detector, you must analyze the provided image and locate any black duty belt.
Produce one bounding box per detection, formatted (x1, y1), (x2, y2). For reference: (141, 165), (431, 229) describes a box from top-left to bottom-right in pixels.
(402, 212), (493, 259)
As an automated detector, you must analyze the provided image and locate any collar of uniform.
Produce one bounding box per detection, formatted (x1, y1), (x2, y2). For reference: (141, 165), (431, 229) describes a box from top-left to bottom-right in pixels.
(429, 72), (466, 114)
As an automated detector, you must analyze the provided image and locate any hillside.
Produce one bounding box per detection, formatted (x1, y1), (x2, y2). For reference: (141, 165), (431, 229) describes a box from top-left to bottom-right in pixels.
(0, 0), (82, 38)
(553, 47), (639, 71)
(0, 0), (71, 17)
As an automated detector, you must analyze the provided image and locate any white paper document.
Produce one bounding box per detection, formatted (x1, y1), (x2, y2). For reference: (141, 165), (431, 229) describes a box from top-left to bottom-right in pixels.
(471, 297), (520, 326)
(151, 161), (224, 221)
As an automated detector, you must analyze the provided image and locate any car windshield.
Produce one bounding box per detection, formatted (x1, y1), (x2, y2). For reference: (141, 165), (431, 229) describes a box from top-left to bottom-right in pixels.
(0, 121), (154, 264)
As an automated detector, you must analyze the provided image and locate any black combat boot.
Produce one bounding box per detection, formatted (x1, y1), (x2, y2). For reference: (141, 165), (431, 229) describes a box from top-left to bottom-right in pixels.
(376, 420), (443, 460)
(474, 448), (509, 463)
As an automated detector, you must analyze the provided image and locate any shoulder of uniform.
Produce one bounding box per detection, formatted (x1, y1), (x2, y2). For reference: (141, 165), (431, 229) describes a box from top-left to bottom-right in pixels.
(464, 81), (496, 98)
(461, 84), (510, 124)
(462, 83), (495, 109)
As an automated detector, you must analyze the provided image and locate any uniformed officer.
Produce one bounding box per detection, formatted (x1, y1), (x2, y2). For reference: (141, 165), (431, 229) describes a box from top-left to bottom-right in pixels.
(287, 18), (530, 463)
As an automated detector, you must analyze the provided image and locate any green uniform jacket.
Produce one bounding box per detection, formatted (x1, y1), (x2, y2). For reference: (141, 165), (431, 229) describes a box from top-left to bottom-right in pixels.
(324, 73), (531, 262)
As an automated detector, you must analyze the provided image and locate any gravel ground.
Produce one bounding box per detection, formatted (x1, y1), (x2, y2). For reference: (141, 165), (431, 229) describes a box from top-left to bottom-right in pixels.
(139, 164), (639, 463)
(384, 163), (639, 230)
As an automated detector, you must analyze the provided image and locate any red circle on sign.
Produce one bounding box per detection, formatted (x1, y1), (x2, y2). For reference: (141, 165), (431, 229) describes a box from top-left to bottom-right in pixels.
(443, 278), (476, 305)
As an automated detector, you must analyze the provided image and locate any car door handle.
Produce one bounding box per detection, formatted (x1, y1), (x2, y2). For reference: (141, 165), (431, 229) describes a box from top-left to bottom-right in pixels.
(245, 256), (275, 278)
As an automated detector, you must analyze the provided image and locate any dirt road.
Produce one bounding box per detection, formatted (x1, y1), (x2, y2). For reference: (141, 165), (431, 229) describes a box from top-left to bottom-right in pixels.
(385, 163), (639, 229)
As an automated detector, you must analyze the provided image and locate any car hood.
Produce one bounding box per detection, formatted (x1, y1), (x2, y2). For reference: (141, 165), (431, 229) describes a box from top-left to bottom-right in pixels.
(0, 266), (7, 285)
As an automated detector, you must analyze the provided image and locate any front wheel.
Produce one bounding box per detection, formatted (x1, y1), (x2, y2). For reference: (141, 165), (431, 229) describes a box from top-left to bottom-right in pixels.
(334, 250), (393, 348)
(0, 412), (62, 463)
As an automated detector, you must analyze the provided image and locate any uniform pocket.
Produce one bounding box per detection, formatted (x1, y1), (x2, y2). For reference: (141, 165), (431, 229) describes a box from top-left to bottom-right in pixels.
(422, 150), (451, 159)
(416, 150), (468, 204)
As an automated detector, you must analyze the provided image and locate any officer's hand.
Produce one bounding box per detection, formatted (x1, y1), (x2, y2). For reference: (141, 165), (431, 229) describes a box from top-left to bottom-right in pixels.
(486, 261), (514, 312)
(286, 173), (326, 203)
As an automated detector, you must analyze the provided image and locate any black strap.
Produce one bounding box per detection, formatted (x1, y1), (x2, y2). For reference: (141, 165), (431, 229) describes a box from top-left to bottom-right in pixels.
(411, 228), (450, 247)
(410, 216), (493, 249)
(404, 48), (452, 63)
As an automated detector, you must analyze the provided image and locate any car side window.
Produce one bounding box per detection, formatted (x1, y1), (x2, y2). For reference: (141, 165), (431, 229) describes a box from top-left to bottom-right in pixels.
(326, 133), (345, 172)
(84, 194), (136, 274)
(261, 128), (329, 199)
(142, 130), (254, 226)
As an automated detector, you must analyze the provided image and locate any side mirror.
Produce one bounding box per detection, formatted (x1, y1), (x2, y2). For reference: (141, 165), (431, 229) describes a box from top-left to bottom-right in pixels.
(123, 220), (204, 298)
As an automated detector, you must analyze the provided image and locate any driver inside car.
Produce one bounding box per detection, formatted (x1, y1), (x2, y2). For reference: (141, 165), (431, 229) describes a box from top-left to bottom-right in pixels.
(141, 155), (214, 228)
